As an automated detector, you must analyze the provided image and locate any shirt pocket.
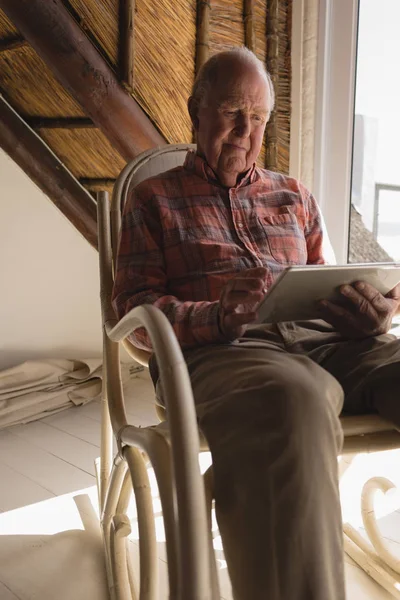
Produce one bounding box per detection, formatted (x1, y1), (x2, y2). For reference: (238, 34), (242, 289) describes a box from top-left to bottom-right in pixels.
(258, 209), (307, 265)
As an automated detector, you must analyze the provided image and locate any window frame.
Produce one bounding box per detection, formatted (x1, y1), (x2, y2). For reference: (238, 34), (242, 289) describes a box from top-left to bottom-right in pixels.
(312, 0), (359, 264)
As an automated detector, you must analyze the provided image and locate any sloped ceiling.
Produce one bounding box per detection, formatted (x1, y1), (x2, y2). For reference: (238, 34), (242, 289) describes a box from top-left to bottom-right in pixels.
(0, 0), (291, 198)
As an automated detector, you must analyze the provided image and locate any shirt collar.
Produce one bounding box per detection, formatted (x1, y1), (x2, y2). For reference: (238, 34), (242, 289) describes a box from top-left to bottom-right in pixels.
(183, 150), (257, 189)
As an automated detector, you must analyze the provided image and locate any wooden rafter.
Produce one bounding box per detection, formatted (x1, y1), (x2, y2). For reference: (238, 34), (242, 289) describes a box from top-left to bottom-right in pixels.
(196, 0), (211, 75)
(120, 0), (135, 92)
(0, 0), (166, 161)
(0, 35), (26, 53)
(266, 0), (279, 170)
(243, 0), (256, 53)
(80, 178), (116, 191)
(27, 117), (96, 129)
(0, 95), (98, 249)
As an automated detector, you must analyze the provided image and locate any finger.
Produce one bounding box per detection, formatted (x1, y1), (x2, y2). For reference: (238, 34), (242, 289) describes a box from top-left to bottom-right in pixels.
(350, 281), (389, 314)
(241, 267), (268, 279)
(223, 290), (264, 310)
(338, 283), (383, 320)
(320, 298), (383, 334)
(319, 300), (365, 332)
(387, 282), (400, 301)
(226, 277), (266, 294)
(224, 311), (258, 329)
(320, 299), (351, 316)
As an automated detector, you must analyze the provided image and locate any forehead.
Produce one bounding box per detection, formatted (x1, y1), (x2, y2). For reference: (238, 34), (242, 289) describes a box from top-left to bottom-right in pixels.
(212, 68), (270, 110)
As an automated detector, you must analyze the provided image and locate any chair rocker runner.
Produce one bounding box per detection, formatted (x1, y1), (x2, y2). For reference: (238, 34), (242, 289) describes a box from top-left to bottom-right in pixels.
(96, 143), (400, 599)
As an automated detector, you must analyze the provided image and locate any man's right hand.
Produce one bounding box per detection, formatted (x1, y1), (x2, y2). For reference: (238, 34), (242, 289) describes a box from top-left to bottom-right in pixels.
(218, 267), (268, 340)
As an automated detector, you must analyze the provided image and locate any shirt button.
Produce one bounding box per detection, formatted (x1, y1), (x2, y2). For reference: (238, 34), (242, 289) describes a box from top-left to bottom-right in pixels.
(237, 222), (244, 228)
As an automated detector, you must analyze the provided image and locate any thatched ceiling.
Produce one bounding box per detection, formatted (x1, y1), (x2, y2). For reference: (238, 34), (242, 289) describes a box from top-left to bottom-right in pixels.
(0, 0), (291, 198)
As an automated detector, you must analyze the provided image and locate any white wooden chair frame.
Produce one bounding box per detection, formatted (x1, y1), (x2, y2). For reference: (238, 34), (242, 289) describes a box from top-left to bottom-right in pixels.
(96, 143), (400, 599)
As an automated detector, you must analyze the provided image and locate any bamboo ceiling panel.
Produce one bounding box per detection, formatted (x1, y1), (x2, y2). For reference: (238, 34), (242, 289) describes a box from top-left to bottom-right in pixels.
(209, 0), (245, 54)
(38, 128), (126, 179)
(134, 0), (196, 144)
(252, 1), (269, 167)
(0, 9), (18, 38)
(0, 0), (292, 195)
(254, 0), (267, 64)
(0, 46), (85, 117)
(36, 0), (290, 167)
(275, 0), (291, 173)
(65, 0), (119, 67)
(69, 0), (196, 145)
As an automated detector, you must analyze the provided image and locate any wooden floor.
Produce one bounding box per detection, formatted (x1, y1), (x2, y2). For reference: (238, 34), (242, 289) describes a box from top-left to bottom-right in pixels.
(1, 369), (400, 599)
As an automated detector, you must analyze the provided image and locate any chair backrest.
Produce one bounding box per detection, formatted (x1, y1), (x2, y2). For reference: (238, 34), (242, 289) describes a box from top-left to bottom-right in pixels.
(111, 144), (196, 366)
(111, 144), (196, 266)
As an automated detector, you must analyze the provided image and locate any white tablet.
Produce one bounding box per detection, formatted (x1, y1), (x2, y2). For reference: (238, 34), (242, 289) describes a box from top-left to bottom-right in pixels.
(256, 263), (400, 324)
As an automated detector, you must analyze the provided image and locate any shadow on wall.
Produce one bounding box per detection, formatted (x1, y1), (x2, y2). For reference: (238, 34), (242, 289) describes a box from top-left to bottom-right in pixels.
(0, 348), (103, 372)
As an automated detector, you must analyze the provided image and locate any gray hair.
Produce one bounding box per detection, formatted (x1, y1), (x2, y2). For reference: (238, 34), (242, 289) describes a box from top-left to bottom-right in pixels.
(191, 47), (275, 119)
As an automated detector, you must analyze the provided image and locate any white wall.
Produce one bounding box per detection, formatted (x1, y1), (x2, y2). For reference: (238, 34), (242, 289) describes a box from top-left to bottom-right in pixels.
(0, 149), (103, 370)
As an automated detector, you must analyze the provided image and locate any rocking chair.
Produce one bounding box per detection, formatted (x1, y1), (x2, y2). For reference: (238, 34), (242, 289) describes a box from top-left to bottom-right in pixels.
(96, 143), (400, 599)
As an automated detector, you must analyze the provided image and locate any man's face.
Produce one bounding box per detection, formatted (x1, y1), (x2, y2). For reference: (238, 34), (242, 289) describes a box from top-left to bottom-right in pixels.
(190, 61), (270, 187)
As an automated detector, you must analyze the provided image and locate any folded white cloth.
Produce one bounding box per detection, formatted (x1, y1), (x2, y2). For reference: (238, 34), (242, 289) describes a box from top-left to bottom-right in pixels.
(0, 358), (103, 429)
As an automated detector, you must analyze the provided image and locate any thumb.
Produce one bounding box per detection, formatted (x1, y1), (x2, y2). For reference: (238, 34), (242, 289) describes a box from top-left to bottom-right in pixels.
(242, 267), (268, 279)
(386, 283), (400, 300)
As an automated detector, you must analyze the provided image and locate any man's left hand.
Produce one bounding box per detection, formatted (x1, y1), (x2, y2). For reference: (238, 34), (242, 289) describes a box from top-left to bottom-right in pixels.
(319, 281), (400, 338)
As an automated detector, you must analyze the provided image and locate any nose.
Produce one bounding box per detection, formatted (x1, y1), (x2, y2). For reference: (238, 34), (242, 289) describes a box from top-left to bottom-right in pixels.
(233, 112), (251, 138)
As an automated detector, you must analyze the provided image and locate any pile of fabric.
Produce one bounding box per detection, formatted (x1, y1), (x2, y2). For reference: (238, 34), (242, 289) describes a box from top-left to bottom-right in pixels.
(0, 358), (103, 430)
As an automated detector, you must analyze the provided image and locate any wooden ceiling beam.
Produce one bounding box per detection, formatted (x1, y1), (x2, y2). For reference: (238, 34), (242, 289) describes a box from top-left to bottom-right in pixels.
(0, 95), (98, 249)
(0, 35), (26, 53)
(120, 0), (135, 92)
(196, 0), (211, 75)
(27, 117), (96, 129)
(244, 0), (256, 53)
(0, 0), (166, 160)
(80, 178), (116, 191)
(266, 0), (279, 170)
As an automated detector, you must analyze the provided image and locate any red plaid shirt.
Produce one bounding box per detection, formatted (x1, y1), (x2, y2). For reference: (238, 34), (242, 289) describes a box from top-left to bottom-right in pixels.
(112, 151), (324, 350)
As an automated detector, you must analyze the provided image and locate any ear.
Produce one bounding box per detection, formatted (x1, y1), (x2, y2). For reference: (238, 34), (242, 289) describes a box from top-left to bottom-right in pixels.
(188, 96), (200, 131)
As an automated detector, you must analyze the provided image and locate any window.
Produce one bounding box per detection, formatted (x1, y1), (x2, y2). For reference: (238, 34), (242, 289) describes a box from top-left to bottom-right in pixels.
(313, 0), (359, 264)
(314, 0), (400, 264)
(350, 0), (400, 263)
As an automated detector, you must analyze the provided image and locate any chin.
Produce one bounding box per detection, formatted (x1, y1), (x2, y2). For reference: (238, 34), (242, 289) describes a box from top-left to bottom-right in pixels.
(223, 157), (246, 171)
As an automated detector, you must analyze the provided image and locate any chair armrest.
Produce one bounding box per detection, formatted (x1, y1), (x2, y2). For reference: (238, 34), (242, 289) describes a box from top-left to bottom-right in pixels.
(105, 304), (210, 592)
(106, 304), (184, 372)
(105, 303), (200, 476)
(104, 304), (191, 431)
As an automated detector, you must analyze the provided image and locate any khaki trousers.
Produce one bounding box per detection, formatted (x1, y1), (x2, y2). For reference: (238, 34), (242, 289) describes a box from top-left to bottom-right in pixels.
(152, 320), (400, 600)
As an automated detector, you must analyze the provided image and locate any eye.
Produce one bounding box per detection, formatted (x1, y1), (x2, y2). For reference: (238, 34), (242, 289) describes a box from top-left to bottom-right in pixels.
(224, 110), (238, 117)
(252, 114), (264, 123)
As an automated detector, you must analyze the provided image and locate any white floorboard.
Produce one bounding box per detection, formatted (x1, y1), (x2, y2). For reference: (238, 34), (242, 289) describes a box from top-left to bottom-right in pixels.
(345, 562), (394, 599)
(0, 581), (21, 600)
(0, 371), (399, 599)
(8, 420), (100, 476)
(0, 461), (54, 511)
(0, 429), (95, 496)
(42, 411), (103, 447)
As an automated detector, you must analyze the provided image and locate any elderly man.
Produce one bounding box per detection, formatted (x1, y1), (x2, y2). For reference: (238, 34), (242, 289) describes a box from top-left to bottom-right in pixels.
(113, 48), (400, 600)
